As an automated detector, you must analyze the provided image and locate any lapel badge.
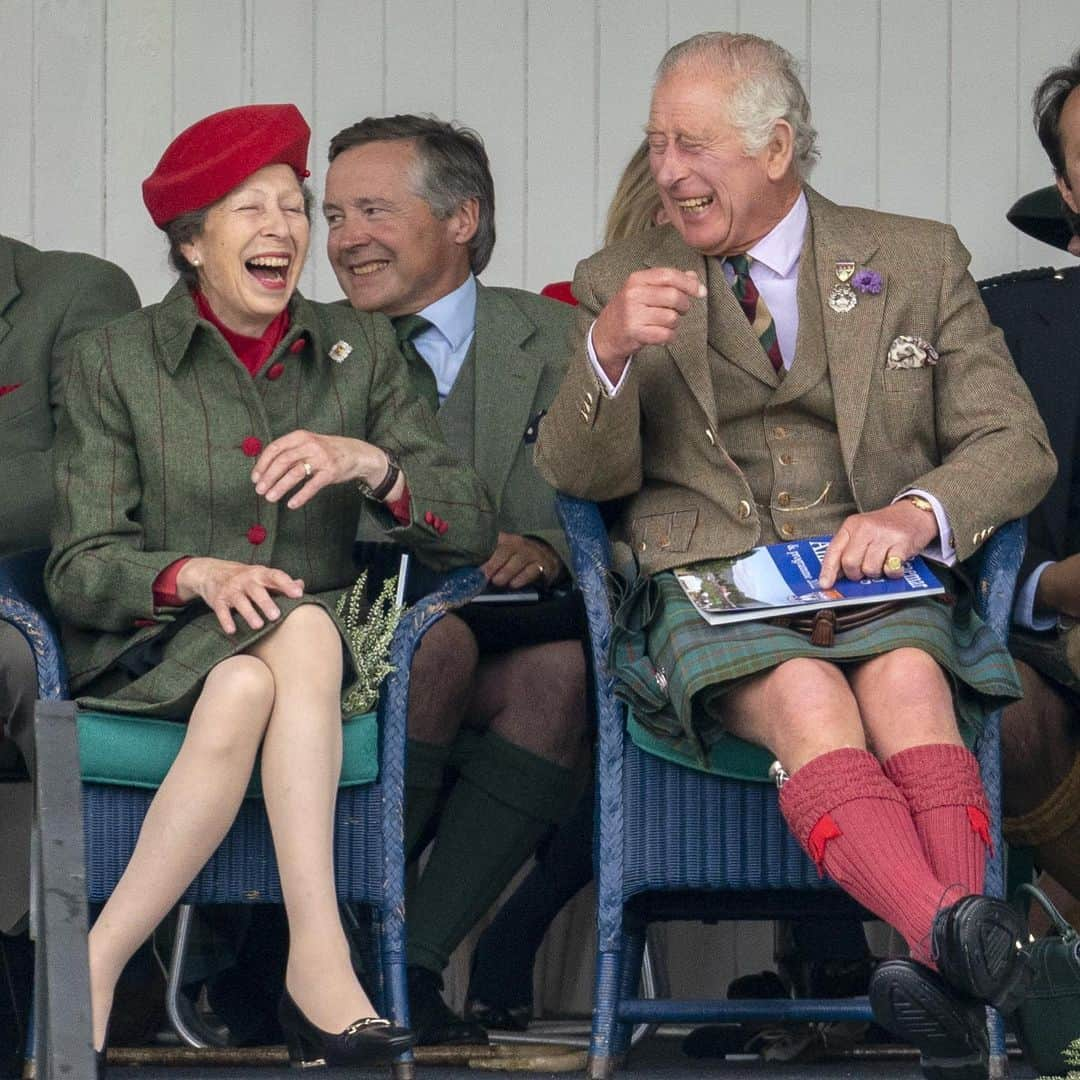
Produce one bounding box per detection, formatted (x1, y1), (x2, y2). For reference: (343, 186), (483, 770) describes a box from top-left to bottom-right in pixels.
(524, 410), (547, 445)
(834, 259), (855, 283)
(329, 340), (353, 364)
(828, 282), (857, 313)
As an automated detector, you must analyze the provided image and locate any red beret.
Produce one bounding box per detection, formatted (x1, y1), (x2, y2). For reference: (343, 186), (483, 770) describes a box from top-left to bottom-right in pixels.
(142, 104), (311, 228)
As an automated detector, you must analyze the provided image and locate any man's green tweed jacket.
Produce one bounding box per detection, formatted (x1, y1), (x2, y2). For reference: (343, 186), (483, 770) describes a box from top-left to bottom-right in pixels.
(0, 234), (140, 556)
(46, 282), (496, 716)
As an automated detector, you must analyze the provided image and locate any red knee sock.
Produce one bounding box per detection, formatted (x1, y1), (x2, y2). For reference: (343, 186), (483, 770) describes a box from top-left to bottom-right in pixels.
(883, 742), (990, 897)
(779, 747), (964, 966)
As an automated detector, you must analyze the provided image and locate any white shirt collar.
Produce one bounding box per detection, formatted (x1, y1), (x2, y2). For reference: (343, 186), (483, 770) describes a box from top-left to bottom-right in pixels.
(747, 190), (808, 279)
(416, 273), (476, 348)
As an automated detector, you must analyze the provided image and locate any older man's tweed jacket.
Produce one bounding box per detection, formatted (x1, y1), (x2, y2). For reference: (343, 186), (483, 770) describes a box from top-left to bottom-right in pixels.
(536, 188), (1056, 572)
(0, 235), (139, 556)
(46, 283), (496, 711)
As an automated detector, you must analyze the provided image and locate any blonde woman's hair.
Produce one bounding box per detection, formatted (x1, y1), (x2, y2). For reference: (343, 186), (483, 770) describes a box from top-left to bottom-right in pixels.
(605, 139), (665, 245)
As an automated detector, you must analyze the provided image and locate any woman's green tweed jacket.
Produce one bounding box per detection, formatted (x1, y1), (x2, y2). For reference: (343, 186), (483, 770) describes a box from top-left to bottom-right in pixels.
(46, 283), (496, 716)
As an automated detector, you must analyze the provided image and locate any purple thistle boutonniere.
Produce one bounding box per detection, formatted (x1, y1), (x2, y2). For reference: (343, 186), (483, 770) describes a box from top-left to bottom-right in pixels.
(852, 268), (883, 295)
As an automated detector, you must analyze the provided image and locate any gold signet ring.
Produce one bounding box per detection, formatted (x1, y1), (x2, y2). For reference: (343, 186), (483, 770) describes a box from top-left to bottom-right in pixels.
(303, 461), (313, 478)
(884, 555), (903, 572)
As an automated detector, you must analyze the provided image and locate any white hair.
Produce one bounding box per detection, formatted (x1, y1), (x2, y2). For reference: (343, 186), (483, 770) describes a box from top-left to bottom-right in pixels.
(656, 32), (819, 177)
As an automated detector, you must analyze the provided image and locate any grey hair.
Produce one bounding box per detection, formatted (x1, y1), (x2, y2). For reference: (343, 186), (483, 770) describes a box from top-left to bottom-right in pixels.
(656, 32), (819, 177)
(328, 115), (495, 275)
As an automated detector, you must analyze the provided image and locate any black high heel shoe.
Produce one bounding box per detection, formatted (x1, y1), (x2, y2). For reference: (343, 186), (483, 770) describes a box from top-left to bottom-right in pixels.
(278, 990), (415, 1068)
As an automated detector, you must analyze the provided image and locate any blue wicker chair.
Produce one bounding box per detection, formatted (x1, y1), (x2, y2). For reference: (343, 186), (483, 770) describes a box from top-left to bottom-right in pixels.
(555, 494), (1024, 1080)
(0, 547), (485, 1080)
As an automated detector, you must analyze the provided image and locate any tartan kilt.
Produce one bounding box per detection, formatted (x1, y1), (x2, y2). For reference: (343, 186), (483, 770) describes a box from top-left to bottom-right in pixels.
(611, 568), (1023, 778)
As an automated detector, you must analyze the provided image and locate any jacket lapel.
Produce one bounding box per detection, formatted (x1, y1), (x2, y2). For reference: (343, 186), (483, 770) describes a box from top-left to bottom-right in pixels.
(644, 226), (719, 429)
(472, 284), (543, 503)
(805, 188), (885, 472)
(705, 256), (783, 389)
(0, 239), (21, 349)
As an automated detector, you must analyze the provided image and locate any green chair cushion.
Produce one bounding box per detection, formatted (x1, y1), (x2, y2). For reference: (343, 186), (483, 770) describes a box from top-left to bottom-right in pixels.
(77, 710), (378, 797)
(627, 710), (775, 782)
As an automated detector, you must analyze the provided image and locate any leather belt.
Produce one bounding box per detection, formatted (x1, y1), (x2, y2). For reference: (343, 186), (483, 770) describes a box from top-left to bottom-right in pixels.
(770, 601), (908, 647)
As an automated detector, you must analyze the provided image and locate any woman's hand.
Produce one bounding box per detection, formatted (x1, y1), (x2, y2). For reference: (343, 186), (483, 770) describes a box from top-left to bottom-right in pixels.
(176, 557), (305, 634)
(251, 431), (392, 509)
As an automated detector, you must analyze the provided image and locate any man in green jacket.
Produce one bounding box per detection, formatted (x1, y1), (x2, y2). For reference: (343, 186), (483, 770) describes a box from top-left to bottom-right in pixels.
(323, 115), (586, 1045)
(0, 234), (138, 1065)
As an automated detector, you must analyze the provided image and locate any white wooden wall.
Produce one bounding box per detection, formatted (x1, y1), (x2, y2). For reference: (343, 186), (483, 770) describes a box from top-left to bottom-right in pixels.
(4, 0), (1079, 308)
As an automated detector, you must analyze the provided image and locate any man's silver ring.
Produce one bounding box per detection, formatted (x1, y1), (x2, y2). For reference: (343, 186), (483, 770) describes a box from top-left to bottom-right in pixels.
(303, 461), (313, 478)
(536, 563), (546, 579)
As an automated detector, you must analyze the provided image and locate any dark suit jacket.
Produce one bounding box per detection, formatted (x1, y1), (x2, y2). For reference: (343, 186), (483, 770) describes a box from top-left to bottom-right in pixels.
(0, 235), (139, 555)
(981, 265), (1080, 579)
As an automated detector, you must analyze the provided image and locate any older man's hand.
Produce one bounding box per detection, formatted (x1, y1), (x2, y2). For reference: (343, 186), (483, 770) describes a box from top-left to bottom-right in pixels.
(482, 531), (564, 590)
(818, 502), (940, 589)
(591, 268), (706, 384)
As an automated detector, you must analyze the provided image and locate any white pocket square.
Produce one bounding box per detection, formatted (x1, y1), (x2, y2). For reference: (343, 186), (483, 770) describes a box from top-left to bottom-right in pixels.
(887, 335), (939, 370)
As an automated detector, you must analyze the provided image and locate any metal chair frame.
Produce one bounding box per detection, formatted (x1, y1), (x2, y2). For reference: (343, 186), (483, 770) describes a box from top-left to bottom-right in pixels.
(556, 494), (1023, 1080)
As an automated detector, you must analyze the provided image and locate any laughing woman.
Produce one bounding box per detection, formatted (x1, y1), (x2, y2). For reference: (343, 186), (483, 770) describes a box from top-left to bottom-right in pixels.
(45, 104), (495, 1069)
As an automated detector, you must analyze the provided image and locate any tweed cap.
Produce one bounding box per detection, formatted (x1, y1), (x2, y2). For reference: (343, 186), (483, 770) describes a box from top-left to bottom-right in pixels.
(142, 104), (310, 228)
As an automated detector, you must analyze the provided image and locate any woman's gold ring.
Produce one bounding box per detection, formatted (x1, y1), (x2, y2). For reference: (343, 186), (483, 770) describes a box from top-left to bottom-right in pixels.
(303, 461), (313, 478)
(884, 554), (903, 572)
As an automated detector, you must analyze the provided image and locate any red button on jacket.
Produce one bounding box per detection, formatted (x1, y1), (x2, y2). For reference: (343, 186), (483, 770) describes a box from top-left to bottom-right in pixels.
(247, 524), (267, 545)
(266, 362), (286, 381)
(241, 436), (263, 457)
(288, 336), (306, 354)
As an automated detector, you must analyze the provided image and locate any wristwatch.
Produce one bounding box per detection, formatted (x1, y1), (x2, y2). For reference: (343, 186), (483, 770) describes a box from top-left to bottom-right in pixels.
(358, 450), (401, 501)
(903, 494), (935, 515)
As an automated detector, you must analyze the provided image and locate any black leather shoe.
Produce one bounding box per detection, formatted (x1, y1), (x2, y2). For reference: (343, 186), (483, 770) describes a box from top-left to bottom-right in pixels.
(408, 965), (489, 1046)
(870, 959), (989, 1080)
(278, 990), (414, 1068)
(931, 895), (1033, 1014)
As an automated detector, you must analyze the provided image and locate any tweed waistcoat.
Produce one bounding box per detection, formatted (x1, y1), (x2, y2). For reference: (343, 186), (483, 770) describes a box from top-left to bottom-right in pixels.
(705, 255), (856, 547)
(436, 336), (477, 464)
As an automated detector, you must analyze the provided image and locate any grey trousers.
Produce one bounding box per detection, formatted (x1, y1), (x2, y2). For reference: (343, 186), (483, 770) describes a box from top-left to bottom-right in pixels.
(0, 622), (35, 934)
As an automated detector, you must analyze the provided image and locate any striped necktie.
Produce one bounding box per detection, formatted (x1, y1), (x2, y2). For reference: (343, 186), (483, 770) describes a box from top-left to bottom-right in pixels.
(391, 313), (440, 413)
(725, 254), (784, 374)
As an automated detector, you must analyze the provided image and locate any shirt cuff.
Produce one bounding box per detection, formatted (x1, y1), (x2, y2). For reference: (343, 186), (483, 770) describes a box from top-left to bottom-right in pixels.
(587, 322), (631, 397)
(893, 490), (956, 565)
(152, 557), (192, 607)
(386, 484), (411, 525)
(1014, 561), (1058, 631)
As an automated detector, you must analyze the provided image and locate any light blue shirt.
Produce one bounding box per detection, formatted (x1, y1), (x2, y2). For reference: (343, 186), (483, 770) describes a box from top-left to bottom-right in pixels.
(412, 273), (477, 402)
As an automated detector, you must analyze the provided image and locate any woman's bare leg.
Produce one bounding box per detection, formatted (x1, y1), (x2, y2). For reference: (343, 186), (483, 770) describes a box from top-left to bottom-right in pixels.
(88, 655), (275, 1048)
(248, 604), (376, 1032)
